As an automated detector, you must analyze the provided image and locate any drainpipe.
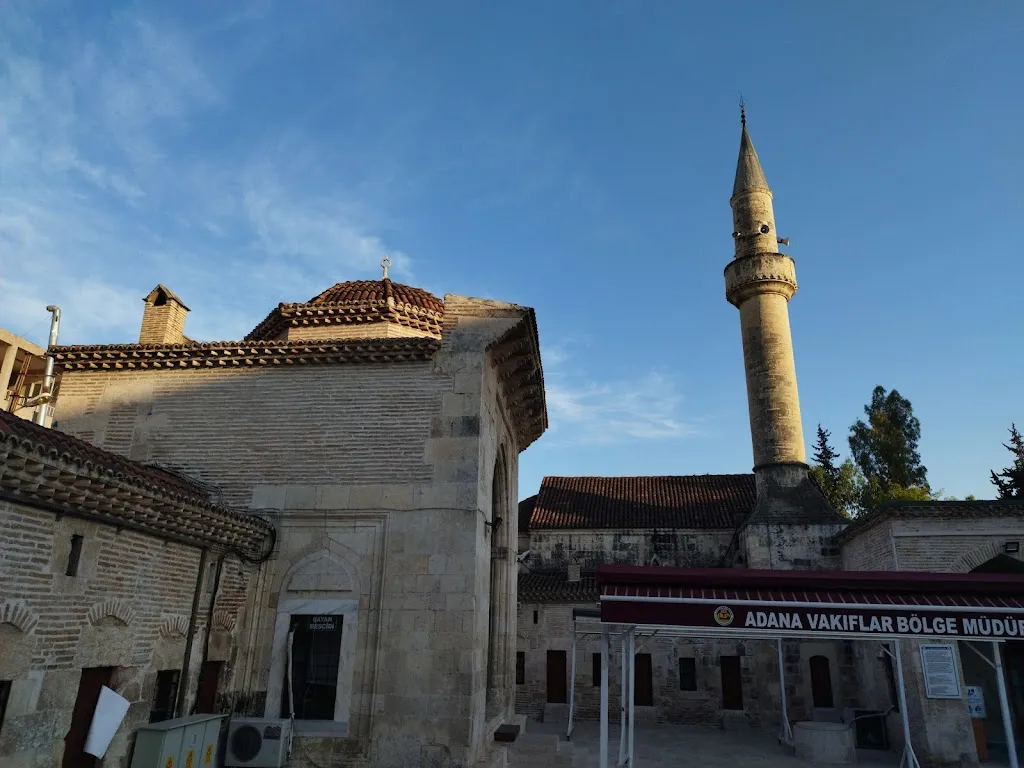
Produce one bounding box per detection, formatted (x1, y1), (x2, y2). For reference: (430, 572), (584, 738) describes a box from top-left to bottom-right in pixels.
(177, 548), (209, 718)
(191, 553), (226, 715)
(30, 305), (61, 426)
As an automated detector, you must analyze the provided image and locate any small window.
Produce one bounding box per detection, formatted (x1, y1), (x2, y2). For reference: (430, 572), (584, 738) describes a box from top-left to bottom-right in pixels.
(66, 535), (84, 577)
(634, 654), (653, 706)
(150, 670), (180, 723)
(516, 652), (525, 685)
(592, 653), (601, 687)
(679, 658), (697, 691)
(0, 679), (11, 730)
(533, 610), (539, 625)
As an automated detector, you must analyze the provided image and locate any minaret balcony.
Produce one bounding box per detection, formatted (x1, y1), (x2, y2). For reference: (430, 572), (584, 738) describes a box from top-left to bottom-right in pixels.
(724, 252), (798, 307)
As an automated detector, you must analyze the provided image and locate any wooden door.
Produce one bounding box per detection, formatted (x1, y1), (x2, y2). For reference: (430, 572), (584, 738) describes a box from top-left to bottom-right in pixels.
(195, 661), (223, 715)
(634, 653), (653, 706)
(720, 656), (743, 711)
(63, 667), (114, 768)
(546, 650), (567, 704)
(809, 655), (834, 708)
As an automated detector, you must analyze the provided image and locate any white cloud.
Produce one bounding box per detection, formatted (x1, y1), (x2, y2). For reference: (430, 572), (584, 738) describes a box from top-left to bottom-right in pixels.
(0, 3), (413, 346)
(540, 343), (699, 445)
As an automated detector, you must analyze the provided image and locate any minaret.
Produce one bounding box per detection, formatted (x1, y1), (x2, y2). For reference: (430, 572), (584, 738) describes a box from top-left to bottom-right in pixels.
(725, 108), (809, 496)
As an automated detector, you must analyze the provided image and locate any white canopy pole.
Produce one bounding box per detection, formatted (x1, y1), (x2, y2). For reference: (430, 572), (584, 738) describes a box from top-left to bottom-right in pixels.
(892, 640), (921, 768)
(627, 628), (636, 766)
(600, 626), (610, 768)
(777, 638), (793, 746)
(568, 622), (577, 740)
(618, 632), (627, 766)
(992, 641), (1020, 768)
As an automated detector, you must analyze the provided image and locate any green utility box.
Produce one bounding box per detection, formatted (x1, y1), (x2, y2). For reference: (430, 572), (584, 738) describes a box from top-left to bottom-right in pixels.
(130, 714), (225, 768)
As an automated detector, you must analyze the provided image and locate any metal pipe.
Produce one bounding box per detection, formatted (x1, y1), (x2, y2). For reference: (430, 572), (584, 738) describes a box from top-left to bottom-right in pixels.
(892, 640), (921, 768)
(177, 548), (208, 717)
(600, 627), (610, 768)
(31, 305), (60, 425)
(993, 641), (1019, 768)
(568, 620), (577, 739)
(619, 633), (627, 767)
(777, 639), (793, 745)
(622, 630), (630, 765)
(191, 553), (225, 715)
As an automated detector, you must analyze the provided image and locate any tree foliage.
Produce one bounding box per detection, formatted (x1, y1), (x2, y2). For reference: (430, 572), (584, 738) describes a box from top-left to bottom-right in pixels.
(848, 386), (929, 495)
(809, 424), (861, 516)
(990, 424), (1024, 500)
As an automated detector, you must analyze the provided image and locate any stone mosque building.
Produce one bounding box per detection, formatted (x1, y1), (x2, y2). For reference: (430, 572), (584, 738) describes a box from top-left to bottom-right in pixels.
(0, 115), (1022, 768)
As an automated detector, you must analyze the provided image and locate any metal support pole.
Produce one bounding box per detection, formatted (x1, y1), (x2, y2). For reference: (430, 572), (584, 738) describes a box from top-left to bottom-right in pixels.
(568, 623), (577, 740)
(893, 640), (922, 768)
(619, 633), (627, 767)
(628, 629), (636, 766)
(993, 641), (1020, 768)
(777, 638), (794, 746)
(600, 627), (610, 768)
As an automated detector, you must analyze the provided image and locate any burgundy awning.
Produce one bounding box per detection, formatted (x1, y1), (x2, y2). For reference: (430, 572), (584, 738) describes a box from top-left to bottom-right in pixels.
(597, 566), (1024, 641)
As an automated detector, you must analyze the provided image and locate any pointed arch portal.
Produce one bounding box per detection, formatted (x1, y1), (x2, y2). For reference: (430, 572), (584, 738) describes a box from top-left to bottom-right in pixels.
(569, 565), (1024, 768)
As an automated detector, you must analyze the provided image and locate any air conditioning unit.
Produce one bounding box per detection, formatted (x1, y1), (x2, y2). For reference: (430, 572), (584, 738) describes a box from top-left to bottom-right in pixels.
(224, 718), (291, 767)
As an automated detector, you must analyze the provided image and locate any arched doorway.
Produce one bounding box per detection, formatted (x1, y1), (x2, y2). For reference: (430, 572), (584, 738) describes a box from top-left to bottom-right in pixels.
(809, 655), (834, 709)
(486, 447), (510, 719)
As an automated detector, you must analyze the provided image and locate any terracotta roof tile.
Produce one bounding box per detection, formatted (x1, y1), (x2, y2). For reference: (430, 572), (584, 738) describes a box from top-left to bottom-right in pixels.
(518, 494), (537, 535)
(518, 571), (599, 603)
(309, 279), (444, 315)
(529, 475), (756, 530)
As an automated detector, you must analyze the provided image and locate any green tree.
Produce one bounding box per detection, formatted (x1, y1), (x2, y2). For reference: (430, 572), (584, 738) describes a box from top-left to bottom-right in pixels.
(848, 386), (930, 503)
(990, 424), (1024, 499)
(809, 424), (862, 516)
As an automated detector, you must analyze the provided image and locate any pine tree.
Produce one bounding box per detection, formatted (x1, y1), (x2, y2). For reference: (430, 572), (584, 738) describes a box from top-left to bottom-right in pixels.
(849, 386), (929, 493)
(812, 424), (841, 481)
(990, 424), (1024, 500)
(809, 424), (860, 516)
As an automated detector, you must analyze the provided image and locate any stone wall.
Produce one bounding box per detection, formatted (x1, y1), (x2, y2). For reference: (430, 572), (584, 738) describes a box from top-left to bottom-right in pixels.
(50, 295), (536, 768)
(515, 603), (855, 730)
(527, 530), (733, 571)
(743, 522), (845, 570)
(0, 499), (254, 768)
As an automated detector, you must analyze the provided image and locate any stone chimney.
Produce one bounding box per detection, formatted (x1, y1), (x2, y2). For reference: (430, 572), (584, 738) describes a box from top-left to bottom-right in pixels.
(139, 285), (189, 345)
(567, 560), (581, 583)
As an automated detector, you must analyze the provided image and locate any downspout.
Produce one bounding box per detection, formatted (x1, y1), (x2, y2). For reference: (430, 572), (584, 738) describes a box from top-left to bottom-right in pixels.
(191, 553), (226, 714)
(30, 305), (61, 426)
(177, 548), (209, 717)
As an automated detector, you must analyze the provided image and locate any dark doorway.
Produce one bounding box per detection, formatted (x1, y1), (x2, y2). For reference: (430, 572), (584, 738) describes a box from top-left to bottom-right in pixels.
(150, 670), (180, 723)
(63, 666), (114, 768)
(809, 655), (835, 708)
(195, 661), (223, 715)
(281, 614), (343, 720)
(634, 653), (654, 706)
(720, 656), (743, 711)
(546, 650), (567, 704)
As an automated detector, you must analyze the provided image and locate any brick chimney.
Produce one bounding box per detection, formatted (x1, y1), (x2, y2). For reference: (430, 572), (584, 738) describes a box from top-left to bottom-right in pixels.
(139, 285), (189, 345)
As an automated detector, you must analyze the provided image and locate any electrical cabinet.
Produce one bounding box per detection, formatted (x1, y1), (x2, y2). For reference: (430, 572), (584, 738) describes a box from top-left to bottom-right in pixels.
(130, 714), (224, 768)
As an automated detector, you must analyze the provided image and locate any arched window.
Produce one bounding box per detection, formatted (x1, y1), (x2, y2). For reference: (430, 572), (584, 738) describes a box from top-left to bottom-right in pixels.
(809, 655), (834, 708)
(486, 447), (509, 716)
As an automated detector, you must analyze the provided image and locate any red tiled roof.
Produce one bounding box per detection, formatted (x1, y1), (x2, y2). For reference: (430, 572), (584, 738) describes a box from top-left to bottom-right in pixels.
(518, 494), (537, 534)
(308, 279), (444, 315)
(529, 475), (756, 530)
(519, 571), (599, 603)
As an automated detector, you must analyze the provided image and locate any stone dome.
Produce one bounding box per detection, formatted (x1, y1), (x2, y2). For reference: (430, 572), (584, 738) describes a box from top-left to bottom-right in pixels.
(245, 277), (444, 342)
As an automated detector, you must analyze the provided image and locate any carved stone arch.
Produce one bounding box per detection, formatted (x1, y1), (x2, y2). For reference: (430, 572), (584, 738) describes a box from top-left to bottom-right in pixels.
(0, 601), (38, 634)
(951, 541), (1021, 573)
(87, 598), (135, 627)
(158, 615), (190, 639)
(486, 443), (512, 720)
(277, 538), (361, 596)
(212, 610), (236, 633)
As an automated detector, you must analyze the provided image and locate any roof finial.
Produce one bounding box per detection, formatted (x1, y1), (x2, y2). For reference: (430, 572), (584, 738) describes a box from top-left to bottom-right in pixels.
(739, 95), (746, 127)
(380, 255), (392, 280)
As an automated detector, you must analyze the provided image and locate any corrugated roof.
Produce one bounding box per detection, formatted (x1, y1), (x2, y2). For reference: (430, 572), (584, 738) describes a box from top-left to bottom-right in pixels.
(529, 475), (756, 530)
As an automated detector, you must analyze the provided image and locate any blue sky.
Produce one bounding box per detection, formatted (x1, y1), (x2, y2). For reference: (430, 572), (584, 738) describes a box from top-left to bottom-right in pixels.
(1, 0), (1021, 501)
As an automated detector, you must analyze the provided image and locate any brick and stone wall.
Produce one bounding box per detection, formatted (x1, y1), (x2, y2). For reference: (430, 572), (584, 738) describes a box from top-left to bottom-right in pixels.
(744, 522), (845, 570)
(527, 529), (733, 571)
(49, 295), (539, 768)
(0, 499), (254, 768)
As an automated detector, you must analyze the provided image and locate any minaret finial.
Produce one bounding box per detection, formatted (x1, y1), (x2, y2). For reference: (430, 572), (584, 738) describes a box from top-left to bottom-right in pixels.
(381, 255), (392, 280)
(739, 96), (746, 127)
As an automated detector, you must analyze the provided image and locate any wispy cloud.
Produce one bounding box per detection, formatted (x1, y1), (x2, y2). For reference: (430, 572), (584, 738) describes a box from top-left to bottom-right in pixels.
(0, 2), (411, 345)
(540, 341), (699, 445)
